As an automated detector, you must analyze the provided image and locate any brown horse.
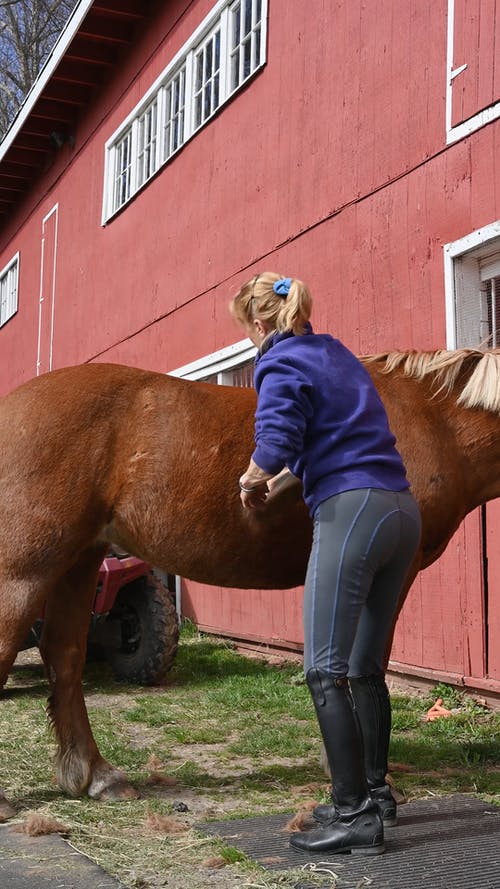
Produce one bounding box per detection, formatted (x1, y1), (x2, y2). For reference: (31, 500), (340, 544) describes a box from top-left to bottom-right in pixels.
(0, 347), (499, 819)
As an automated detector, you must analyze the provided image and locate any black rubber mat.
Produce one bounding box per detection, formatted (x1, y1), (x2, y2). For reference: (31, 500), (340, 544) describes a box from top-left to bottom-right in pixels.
(199, 794), (500, 888)
(0, 825), (125, 888)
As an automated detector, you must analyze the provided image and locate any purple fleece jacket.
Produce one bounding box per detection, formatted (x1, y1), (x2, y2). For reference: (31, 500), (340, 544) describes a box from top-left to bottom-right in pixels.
(252, 325), (409, 516)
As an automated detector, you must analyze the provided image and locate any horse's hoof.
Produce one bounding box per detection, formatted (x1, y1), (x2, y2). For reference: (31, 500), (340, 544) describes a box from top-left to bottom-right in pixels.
(95, 781), (141, 802)
(0, 794), (17, 822)
(88, 768), (140, 801)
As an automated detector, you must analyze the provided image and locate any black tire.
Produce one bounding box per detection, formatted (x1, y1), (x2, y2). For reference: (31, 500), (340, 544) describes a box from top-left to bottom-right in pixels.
(105, 572), (179, 685)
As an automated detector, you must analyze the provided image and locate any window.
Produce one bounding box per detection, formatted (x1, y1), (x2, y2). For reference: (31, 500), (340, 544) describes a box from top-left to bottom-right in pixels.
(169, 338), (256, 385)
(230, 0), (263, 92)
(445, 223), (500, 348)
(103, 0), (268, 222)
(0, 253), (19, 327)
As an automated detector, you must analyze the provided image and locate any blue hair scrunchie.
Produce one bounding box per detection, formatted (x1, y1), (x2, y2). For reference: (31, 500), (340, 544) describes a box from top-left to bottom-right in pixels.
(273, 277), (293, 297)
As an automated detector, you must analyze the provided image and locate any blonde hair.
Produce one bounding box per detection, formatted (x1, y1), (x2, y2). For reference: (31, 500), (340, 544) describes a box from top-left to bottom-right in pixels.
(230, 272), (312, 336)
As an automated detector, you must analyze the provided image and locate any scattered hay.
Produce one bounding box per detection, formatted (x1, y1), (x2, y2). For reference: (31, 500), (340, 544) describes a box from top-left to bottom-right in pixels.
(144, 814), (188, 835)
(12, 814), (70, 837)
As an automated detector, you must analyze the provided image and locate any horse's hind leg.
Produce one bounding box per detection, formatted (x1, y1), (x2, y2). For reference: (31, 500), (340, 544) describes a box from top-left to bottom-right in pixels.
(0, 571), (50, 819)
(0, 572), (48, 689)
(39, 545), (139, 801)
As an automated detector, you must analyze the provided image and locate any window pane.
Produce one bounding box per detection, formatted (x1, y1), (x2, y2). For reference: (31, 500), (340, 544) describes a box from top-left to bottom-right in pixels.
(486, 276), (500, 347)
(205, 41), (212, 78)
(231, 50), (239, 91)
(195, 93), (202, 127)
(196, 52), (203, 91)
(244, 0), (252, 35)
(215, 30), (220, 69)
(254, 25), (261, 67)
(243, 38), (251, 79)
(232, 4), (241, 48)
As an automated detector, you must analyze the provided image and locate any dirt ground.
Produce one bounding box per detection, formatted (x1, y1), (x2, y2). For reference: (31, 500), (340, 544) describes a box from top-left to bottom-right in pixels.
(5, 649), (331, 888)
(7, 647), (498, 889)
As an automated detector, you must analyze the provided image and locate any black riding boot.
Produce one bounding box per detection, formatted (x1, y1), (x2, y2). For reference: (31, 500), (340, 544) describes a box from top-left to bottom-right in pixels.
(290, 669), (384, 855)
(313, 674), (397, 827)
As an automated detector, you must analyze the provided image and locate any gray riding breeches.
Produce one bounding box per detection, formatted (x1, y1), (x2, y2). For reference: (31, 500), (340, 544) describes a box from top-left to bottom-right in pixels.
(302, 488), (422, 677)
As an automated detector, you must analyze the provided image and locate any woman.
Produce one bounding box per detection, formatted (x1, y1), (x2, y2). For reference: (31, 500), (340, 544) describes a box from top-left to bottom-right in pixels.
(231, 272), (421, 856)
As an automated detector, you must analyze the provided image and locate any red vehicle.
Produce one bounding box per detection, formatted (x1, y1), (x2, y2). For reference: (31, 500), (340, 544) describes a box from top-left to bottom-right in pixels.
(24, 551), (179, 685)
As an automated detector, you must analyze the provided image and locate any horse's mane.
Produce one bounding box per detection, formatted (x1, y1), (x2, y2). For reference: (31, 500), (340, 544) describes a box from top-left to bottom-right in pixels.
(362, 348), (500, 413)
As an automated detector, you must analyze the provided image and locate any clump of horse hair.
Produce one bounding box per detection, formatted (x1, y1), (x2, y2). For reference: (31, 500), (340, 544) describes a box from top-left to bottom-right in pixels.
(145, 813), (188, 834)
(202, 856), (227, 869)
(283, 800), (317, 832)
(144, 754), (178, 786)
(364, 348), (500, 413)
(12, 814), (70, 836)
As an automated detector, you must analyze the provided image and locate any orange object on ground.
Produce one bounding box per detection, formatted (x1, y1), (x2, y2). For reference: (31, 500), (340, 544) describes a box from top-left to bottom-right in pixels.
(426, 698), (453, 721)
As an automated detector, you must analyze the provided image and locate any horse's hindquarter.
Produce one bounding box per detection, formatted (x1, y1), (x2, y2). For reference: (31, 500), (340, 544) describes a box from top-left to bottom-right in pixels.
(0, 364), (147, 576)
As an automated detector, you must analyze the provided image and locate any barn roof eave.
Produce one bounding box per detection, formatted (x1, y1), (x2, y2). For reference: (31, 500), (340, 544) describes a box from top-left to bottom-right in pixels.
(0, 0), (149, 227)
(0, 0), (95, 166)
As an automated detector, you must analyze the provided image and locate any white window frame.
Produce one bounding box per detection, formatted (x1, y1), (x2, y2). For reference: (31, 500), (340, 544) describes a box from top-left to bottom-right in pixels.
(0, 252), (19, 328)
(102, 0), (268, 223)
(169, 337), (256, 382)
(444, 221), (500, 348)
(162, 65), (187, 162)
(446, 0), (500, 145)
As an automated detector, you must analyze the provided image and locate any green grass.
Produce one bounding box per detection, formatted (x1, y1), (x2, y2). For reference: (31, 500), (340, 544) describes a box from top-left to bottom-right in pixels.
(1, 628), (499, 888)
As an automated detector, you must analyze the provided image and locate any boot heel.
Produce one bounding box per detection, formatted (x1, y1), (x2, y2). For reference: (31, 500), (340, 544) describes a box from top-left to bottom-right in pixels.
(382, 814), (397, 827)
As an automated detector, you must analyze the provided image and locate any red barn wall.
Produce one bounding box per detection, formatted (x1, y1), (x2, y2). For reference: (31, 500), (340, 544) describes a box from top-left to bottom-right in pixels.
(1, 0), (499, 692)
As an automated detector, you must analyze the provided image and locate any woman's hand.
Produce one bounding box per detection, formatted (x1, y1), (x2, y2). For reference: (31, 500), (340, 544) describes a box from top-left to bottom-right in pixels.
(239, 459), (275, 510)
(239, 479), (269, 510)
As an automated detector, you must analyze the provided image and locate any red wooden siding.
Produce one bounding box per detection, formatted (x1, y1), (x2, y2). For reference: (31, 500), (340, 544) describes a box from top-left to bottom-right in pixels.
(0, 0), (499, 694)
(182, 582), (304, 652)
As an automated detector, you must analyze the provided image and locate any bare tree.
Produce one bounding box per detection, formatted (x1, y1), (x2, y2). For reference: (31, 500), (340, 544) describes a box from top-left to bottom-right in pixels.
(0, 0), (78, 139)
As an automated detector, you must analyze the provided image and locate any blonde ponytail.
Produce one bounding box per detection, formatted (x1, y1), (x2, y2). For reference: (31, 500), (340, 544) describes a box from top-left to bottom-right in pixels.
(230, 272), (312, 335)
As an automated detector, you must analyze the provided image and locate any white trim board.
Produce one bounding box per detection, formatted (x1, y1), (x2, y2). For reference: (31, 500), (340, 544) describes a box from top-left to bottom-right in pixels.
(168, 337), (256, 380)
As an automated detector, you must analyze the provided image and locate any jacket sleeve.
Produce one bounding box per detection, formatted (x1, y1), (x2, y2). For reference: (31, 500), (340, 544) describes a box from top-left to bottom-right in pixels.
(252, 356), (313, 474)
